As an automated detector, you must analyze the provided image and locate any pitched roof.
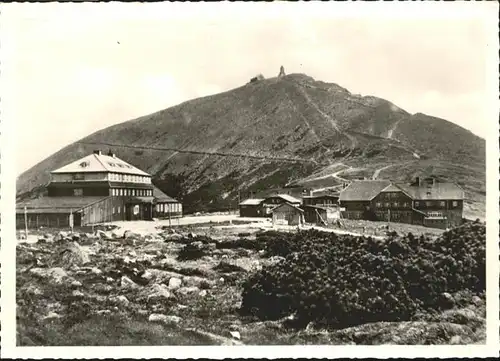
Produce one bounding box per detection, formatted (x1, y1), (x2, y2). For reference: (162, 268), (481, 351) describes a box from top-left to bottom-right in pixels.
(51, 153), (150, 176)
(239, 198), (264, 206)
(153, 187), (180, 203)
(303, 193), (339, 199)
(339, 180), (391, 201)
(397, 182), (464, 200)
(271, 202), (304, 213)
(16, 196), (108, 213)
(265, 194), (301, 204)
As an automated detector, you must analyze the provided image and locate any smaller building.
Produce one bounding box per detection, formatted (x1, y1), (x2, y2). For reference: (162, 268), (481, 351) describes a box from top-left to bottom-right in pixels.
(271, 202), (304, 226)
(262, 194), (302, 216)
(303, 205), (328, 225)
(302, 192), (339, 207)
(239, 198), (265, 217)
(153, 187), (183, 219)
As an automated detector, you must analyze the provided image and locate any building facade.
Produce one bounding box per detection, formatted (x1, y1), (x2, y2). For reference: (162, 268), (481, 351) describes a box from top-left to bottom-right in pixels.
(261, 194), (301, 216)
(271, 203), (304, 226)
(339, 178), (464, 229)
(238, 198), (265, 217)
(153, 187), (183, 219)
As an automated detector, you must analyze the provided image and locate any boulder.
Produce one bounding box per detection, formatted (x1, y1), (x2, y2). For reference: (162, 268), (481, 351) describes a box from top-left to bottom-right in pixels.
(144, 283), (174, 301)
(54, 231), (70, 242)
(176, 286), (200, 296)
(70, 280), (83, 288)
(95, 230), (107, 239)
(148, 314), (182, 326)
(29, 267), (69, 285)
(168, 277), (182, 290)
(120, 276), (139, 289)
(110, 295), (130, 306)
(43, 312), (62, 321)
(199, 290), (208, 298)
(56, 241), (90, 267)
(111, 229), (123, 239)
(71, 290), (85, 298)
(182, 276), (212, 288)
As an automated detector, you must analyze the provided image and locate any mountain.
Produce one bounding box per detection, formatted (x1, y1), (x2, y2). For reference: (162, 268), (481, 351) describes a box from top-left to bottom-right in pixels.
(16, 72), (486, 218)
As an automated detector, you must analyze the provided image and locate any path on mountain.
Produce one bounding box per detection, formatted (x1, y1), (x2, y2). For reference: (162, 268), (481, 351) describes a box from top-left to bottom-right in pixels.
(293, 83), (358, 161)
(79, 141), (319, 165)
(371, 160), (420, 180)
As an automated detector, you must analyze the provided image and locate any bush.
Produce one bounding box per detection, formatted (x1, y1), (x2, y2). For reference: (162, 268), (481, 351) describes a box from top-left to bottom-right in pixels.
(240, 222), (486, 329)
(177, 243), (208, 261)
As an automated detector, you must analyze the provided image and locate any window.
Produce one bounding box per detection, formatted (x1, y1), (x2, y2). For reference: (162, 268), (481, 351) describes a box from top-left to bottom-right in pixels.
(425, 201), (432, 207)
(393, 202), (399, 207)
(440, 201), (446, 207)
(118, 207), (121, 214)
(403, 202), (409, 208)
(133, 205), (140, 215)
(113, 207), (115, 214)
(452, 201), (458, 207)
(132, 189), (135, 196)
(415, 201), (420, 207)
(73, 188), (83, 196)
(73, 173), (84, 180)
(384, 202), (390, 207)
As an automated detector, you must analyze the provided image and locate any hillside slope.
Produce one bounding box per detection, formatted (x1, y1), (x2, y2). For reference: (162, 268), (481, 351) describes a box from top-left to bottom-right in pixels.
(16, 73), (485, 217)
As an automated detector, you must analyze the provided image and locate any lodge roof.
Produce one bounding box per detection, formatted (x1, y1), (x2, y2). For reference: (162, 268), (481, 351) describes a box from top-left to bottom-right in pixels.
(16, 196), (108, 213)
(396, 182), (464, 200)
(264, 194), (301, 204)
(339, 180), (391, 201)
(51, 153), (150, 176)
(239, 198), (265, 206)
(339, 179), (465, 202)
(153, 187), (180, 203)
(271, 202), (304, 213)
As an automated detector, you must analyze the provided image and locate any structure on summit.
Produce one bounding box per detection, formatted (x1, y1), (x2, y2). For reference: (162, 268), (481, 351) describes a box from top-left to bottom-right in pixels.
(278, 65), (286, 77)
(16, 150), (182, 229)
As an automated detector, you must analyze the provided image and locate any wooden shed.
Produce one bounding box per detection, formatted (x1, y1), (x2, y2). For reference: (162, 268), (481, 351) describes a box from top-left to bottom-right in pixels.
(239, 198), (265, 217)
(271, 202), (304, 226)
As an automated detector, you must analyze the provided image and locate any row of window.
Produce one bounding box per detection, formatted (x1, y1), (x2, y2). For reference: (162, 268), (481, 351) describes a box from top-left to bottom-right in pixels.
(111, 188), (153, 197)
(112, 205), (141, 216)
(112, 206), (126, 215)
(380, 192), (401, 199)
(374, 200), (460, 208)
(415, 200), (459, 208)
(156, 203), (181, 212)
(109, 173), (151, 183)
(375, 202), (411, 208)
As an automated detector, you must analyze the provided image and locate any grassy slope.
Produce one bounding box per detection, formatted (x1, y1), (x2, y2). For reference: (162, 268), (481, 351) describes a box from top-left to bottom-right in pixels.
(16, 74), (485, 217)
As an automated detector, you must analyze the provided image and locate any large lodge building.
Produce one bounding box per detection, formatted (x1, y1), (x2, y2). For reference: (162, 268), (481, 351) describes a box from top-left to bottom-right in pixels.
(16, 151), (182, 229)
(339, 177), (464, 229)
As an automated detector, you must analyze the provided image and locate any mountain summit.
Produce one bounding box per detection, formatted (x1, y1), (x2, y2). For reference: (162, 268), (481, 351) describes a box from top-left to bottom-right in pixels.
(16, 71), (485, 218)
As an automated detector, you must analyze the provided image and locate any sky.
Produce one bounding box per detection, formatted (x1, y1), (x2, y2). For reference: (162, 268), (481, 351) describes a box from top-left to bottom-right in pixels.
(1, 1), (498, 175)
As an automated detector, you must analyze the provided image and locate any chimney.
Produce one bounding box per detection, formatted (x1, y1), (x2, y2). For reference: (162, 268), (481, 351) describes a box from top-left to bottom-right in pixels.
(415, 176), (420, 186)
(93, 150), (102, 155)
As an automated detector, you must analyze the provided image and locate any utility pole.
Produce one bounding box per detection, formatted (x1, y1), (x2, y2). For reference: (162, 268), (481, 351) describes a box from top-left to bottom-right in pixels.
(69, 208), (74, 233)
(168, 204), (172, 228)
(24, 206), (28, 238)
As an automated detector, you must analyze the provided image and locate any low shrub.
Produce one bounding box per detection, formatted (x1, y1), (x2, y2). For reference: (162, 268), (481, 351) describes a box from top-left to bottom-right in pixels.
(240, 221), (486, 329)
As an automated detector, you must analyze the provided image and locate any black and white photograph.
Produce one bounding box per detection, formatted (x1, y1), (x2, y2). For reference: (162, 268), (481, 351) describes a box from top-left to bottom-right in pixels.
(1, 1), (498, 358)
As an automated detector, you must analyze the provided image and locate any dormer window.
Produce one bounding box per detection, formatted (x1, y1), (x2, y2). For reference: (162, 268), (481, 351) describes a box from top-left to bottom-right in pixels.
(79, 161), (89, 168)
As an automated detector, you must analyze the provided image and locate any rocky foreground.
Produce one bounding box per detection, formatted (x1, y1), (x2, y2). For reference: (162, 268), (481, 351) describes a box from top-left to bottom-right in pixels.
(16, 225), (486, 346)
